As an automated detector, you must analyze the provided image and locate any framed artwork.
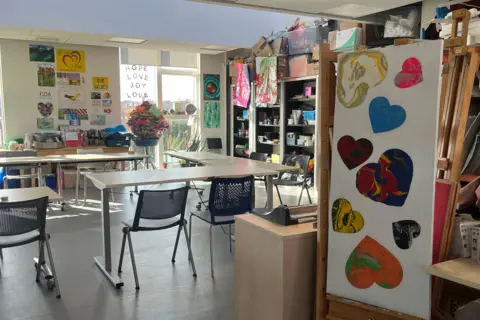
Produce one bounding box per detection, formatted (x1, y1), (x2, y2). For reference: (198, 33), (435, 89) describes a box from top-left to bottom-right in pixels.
(203, 74), (220, 100)
(327, 41), (444, 319)
(204, 101), (220, 128)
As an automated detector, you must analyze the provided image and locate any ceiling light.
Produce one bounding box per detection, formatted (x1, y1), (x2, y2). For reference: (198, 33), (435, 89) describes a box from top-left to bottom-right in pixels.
(107, 37), (146, 44)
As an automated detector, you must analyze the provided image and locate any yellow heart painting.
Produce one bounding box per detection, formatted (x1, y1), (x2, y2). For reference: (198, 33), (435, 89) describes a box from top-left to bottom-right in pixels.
(56, 49), (86, 73)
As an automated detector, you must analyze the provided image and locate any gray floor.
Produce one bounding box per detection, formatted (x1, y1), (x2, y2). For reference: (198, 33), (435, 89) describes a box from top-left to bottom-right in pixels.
(0, 182), (316, 320)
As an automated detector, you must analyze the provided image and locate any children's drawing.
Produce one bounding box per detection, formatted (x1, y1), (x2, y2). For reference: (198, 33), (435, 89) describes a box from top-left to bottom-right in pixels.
(337, 135), (373, 170)
(392, 220), (421, 250)
(394, 57), (423, 89)
(58, 86), (86, 107)
(345, 236), (403, 289)
(57, 72), (81, 86)
(369, 97), (406, 134)
(356, 149), (413, 207)
(37, 118), (54, 130)
(90, 114), (106, 125)
(332, 198), (364, 233)
(37, 102), (53, 117)
(337, 51), (388, 108)
(37, 64), (55, 87)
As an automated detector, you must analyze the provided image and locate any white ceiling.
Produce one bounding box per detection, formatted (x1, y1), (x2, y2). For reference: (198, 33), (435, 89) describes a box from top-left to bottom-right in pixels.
(0, 26), (239, 54)
(191, 0), (422, 21)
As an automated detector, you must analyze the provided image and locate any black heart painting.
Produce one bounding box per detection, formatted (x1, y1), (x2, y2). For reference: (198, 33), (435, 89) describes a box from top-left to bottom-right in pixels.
(392, 220), (421, 250)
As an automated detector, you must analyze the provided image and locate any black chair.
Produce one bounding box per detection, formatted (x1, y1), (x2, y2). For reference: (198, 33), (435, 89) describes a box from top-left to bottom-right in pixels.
(189, 176), (254, 277)
(0, 197), (61, 298)
(250, 151), (269, 190)
(118, 186), (197, 289)
(206, 138), (222, 153)
(273, 155), (313, 205)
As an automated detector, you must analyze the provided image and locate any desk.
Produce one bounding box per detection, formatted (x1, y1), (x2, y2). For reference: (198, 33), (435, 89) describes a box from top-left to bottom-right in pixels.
(235, 213), (317, 320)
(164, 151), (228, 163)
(201, 157), (295, 173)
(87, 165), (278, 288)
(0, 187), (62, 202)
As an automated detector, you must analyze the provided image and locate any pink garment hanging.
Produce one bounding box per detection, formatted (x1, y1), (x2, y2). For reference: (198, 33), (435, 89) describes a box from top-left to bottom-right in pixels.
(232, 64), (250, 108)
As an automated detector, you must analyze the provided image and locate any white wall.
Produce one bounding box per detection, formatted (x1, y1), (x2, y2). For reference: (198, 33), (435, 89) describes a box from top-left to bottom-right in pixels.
(0, 0), (314, 48)
(199, 53), (227, 154)
(0, 39), (121, 139)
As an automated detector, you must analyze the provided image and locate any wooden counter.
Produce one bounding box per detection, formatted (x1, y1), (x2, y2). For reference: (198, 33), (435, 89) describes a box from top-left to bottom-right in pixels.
(235, 213), (317, 320)
(35, 146), (128, 156)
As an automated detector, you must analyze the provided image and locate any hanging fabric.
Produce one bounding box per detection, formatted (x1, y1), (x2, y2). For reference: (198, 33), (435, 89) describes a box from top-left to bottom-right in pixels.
(232, 64), (251, 108)
(255, 57), (278, 104)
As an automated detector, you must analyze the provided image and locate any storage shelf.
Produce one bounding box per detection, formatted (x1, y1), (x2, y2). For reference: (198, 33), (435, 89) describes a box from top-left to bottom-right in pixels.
(236, 118), (249, 121)
(259, 124), (280, 127)
(234, 136), (249, 140)
(287, 124), (314, 127)
(256, 106), (280, 109)
(286, 144), (314, 148)
(426, 258), (480, 290)
(258, 141), (280, 146)
(282, 75), (318, 83)
(288, 96), (316, 102)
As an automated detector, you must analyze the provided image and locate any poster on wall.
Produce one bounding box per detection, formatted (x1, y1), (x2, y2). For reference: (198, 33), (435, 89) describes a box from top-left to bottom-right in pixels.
(120, 65), (155, 105)
(203, 74), (220, 100)
(37, 118), (54, 130)
(58, 86), (86, 107)
(91, 92), (101, 100)
(37, 102), (54, 117)
(29, 44), (55, 63)
(37, 64), (55, 87)
(56, 49), (85, 73)
(58, 108), (88, 120)
(90, 114), (106, 125)
(102, 99), (112, 107)
(39, 91), (52, 100)
(103, 92), (111, 99)
(57, 72), (81, 85)
(326, 41), (444, 319)
(92, 77), (109, 90)
(204, 101), (220, 128)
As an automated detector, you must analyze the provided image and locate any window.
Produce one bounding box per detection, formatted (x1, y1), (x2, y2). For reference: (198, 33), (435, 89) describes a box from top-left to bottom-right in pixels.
(161, 74), (196, 111)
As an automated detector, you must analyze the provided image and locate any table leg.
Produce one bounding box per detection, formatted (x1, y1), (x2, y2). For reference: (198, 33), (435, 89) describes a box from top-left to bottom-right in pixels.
(37, 165), (43, 187)
(94, 188), (124, 288)
(266, 175), (273, 209)
(186, 160), (191, 187)
(134, 160), (138, 194)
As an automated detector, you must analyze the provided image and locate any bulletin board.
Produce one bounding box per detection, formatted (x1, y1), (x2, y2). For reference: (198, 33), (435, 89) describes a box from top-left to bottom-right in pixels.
(326, 41), (444, 319)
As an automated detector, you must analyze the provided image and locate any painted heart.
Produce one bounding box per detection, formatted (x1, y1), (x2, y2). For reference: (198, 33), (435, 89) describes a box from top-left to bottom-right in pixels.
(392, 220), (421, 250)
(62, 51), (81, 68)
(37, 102), (53, 117)
(332, 198), (364, 233)
(369, 96), (406, 134)
(394, 57), (423, 89)
(337, 135), (373, 170)
(345, 236), (403, 289)
(356, 149), (413, 207)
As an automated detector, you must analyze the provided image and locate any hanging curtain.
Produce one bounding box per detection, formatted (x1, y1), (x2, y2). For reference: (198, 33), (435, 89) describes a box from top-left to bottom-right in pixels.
(232, 63), (250, 108)
(255, 57), (278, 104)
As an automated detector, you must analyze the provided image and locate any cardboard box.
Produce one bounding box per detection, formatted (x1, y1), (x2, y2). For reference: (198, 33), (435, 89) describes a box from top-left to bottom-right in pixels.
(339, 21), (362, 31)
(450, 215), (477, 258)
(288, 54), (310, 78)
(229, 61), (237, 77)
(271, 37), (288, 55)
(252, 37), (273, 57)
(472, 226), (480, 262)
(330, 27), (363, 52)
(287, 25), (329, 55)
(277, 56), (289, 79)
(307, 61), (320, 76)
(312, 44), (320, 61)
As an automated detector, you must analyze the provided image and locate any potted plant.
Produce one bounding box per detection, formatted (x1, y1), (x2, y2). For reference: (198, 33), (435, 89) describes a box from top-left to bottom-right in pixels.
(126, 101), (169, 146)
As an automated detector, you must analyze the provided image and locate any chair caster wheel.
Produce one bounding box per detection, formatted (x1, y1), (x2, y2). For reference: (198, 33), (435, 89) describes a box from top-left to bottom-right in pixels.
(198, 191), (203, 196)
(115, 283), (124, 289)
(171, 259), (175, 263)
(130, 192), (134, 199)
(196, 205), (201, 211)
(47, 279), (55, 290)
(56, 295), (61, 299)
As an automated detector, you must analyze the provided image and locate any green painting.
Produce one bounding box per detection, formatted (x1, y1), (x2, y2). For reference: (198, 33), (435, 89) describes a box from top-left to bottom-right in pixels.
(204, 101), (220, 128)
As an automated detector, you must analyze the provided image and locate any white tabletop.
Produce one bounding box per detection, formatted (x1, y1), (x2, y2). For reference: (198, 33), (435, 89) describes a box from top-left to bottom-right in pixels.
(0, 153), (147, 166)
(0, 187), (62, 202)
(87, 165), (278, 189)
(201, 158), (296, 173)
(165, 151), (229, 162)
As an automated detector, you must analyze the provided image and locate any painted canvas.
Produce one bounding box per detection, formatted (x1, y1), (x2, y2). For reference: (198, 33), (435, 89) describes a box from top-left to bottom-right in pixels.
(204, 101), (220, 128)
(203, 74), (220, 100)
(327, 41), (443, 319)
(29, 44), (55, 63)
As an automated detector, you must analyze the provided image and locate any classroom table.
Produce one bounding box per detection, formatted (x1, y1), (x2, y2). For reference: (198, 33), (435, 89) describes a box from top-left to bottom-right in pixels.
(164, 151), (229, 164)
(86, 164), (278, 288)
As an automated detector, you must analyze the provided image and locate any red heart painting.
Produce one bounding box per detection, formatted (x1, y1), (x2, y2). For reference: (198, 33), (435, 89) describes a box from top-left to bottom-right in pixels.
(337, 135), (373, 170)
(345, 236), (403, 289)
(394, 57), (423, 89)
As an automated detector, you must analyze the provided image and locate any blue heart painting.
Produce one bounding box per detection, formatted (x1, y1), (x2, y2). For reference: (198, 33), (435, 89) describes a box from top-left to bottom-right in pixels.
(369, 97), (406, 134)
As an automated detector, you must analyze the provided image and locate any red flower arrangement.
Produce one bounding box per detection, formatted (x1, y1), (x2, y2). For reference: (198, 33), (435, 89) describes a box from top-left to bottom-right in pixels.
(126, 101), (169, 140)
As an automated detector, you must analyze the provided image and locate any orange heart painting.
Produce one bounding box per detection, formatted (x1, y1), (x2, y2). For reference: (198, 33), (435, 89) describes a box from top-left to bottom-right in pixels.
(345, 236), (403, 289)
(56, 49), (85, 72)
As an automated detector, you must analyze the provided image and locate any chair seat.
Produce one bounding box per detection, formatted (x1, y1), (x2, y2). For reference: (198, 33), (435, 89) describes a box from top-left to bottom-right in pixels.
(273, 179), (303, 186)
(0, 230), (40, 248)
(123, 217), (182, 231)
(191, 211), (235, 225)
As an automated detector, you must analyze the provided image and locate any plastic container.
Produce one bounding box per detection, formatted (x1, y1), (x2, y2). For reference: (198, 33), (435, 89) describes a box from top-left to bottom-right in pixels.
(303, 111), (316, 121)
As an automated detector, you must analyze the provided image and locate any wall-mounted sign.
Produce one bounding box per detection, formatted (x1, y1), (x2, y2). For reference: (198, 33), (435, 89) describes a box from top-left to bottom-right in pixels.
(92, 77), (109, 90)
(56, 49), (86, 73)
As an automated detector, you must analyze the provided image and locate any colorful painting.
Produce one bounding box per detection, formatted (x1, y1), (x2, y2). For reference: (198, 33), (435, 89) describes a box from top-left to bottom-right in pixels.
(337, 135), (373, 170)
(328, 41), (444, 319)
(103, 92), (111, 99)
(204, 101), (220, 128)
(92, 77), (109, 90)
(369, 97), (406, 134)
(102, 99), (112, 107)
(37, 102), (53, 117)
(56, 72), (81, 86)
(29, 44), (54, 63)
(356, 149), (413, 207)
(69, 119), (81, 126)
(58, 108), (88, 120)
(91, 92), (101, 100)
(337, 51), (388, 108)
(256, 57), (278, 104)
(37, 64), (55, 87)
(332, 198), (364, 233)
(392, 220), (421, 250)
(58, 86), (86, 107)
(56, 49), (85, 73)
(203, 74), (220, 100)
(345, 236), (403, 289)
(394, 57), (423, 89)
(37, 118), (54, 130)
(90, 114), (106, 125)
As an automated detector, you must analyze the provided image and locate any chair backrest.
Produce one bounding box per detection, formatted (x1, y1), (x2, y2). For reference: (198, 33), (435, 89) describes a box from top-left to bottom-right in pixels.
(4, 150), (37, 157)
(0, 197), (48, 238)
(250, 152), (268, 162)
(206, 138), (222, 151)
(208, 176), (254, 221)
(131, 186), (189, 230)
(280, 154), (311, 181)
